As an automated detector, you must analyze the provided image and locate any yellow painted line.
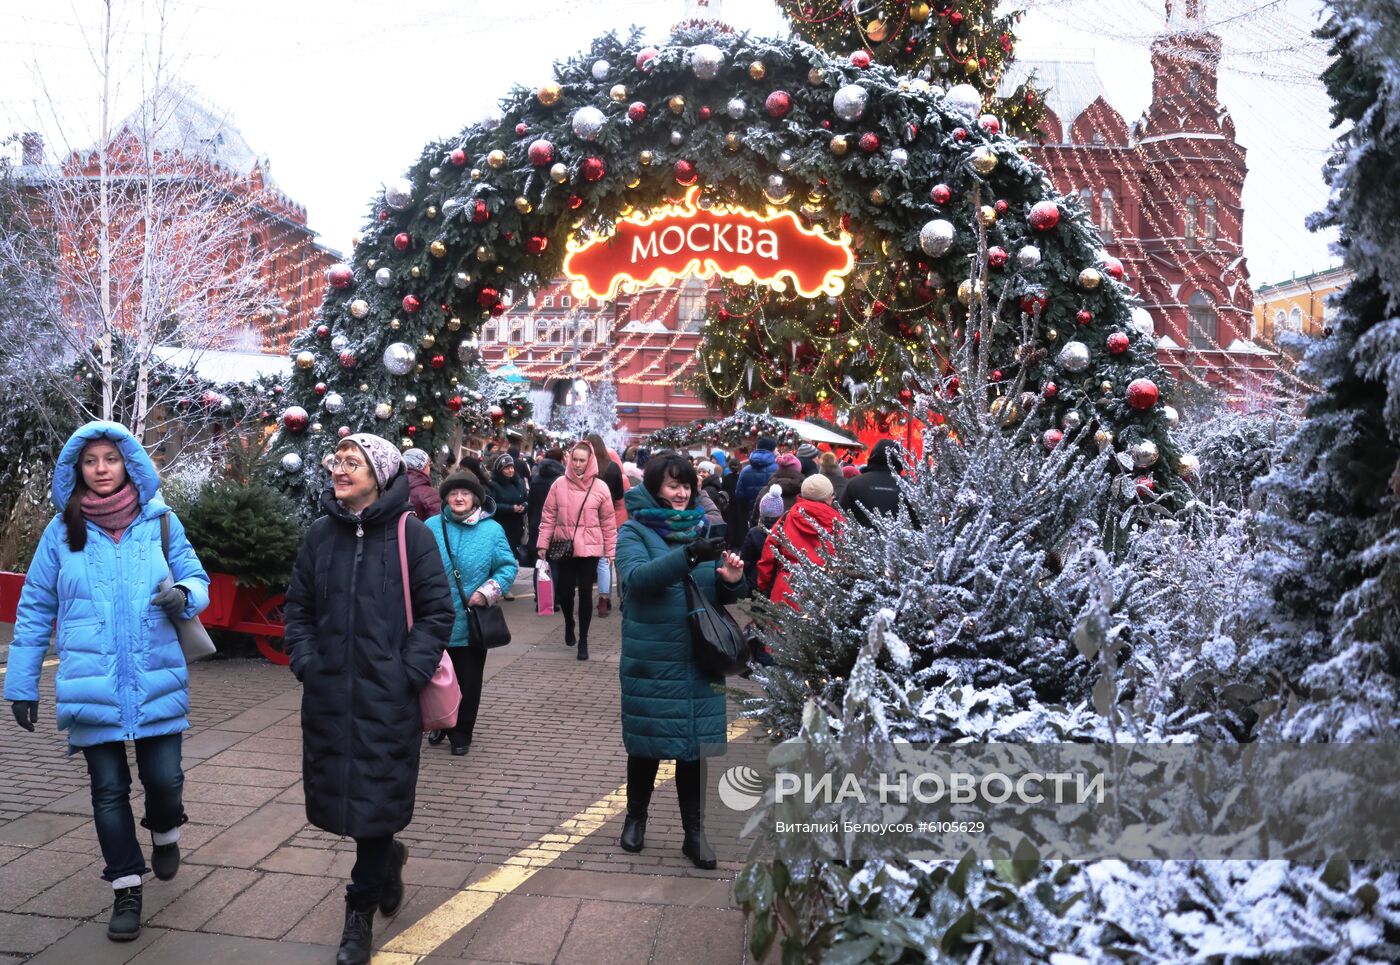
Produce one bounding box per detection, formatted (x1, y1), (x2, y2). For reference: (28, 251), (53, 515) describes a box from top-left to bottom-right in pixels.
(379, 717), (755, 961)
(0, 657), (58, 676)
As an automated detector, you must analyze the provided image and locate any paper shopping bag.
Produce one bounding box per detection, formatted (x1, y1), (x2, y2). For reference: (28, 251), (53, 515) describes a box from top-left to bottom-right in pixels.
(536, 564), (554, 616)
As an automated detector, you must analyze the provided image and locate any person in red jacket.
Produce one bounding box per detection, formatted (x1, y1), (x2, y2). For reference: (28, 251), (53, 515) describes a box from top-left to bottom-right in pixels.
(756, 473), (844, 610)
(403, 449), (439, 520)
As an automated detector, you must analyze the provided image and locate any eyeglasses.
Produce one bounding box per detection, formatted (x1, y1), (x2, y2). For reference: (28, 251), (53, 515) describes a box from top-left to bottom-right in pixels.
(327, 457), (366, 474)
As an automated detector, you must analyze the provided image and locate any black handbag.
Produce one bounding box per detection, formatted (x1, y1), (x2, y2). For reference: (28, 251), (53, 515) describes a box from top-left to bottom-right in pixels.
(546, 492), (591, 562)
(468, 604), (512, 649)
(684, 574), (749, 676)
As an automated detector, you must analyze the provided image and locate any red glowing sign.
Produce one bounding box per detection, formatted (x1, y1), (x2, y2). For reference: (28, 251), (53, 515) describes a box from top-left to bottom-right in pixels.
(562, 188), (854, 301)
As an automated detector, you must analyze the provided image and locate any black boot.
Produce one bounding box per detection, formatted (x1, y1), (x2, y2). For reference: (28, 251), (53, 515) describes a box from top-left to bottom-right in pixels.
(151, 840), (180, 881)
(676, 760), (717, 869)
(563, 615), (576, 647)
(620, 757), (657, 853)
(336, 895), (375, 965)
(577, 638), (589, 660)
(379, 840), (408, 916)
(107, 884), (142, 941)
(577, 607), (591, 660)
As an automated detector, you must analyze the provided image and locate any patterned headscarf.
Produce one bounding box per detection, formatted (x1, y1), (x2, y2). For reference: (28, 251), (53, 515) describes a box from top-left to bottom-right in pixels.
(342, 433), (403, 490)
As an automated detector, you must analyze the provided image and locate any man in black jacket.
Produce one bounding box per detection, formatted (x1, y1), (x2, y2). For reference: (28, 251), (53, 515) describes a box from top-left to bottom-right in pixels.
(838, 439), (906, 527)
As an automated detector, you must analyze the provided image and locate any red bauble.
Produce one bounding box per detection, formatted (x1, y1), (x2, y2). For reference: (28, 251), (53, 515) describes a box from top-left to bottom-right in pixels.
(281, 406), (310, 432)
(430, 354), (446, 369)
(581, 156), (606, 181)
(1106, 332), (1130, 354)
(717, 308), (731, 321)
(489, 302), (508, 317)
(488, 404), (505, 422)
(315, 382), (327, 396)
(337, 426), (351, 438)
(765, 91), (792, 118)
(898, 388), (914, 404)
(950, 10), (964, 25)
(470, 199), (491, 223)
(627, 101), (647, 122)
(477, 287), (500, 308)
(1043, 429), (1063, 450)
(1028, 200), (1061, 231)
(449, 148), (467, 167)
(991, 369), (1003, 382)
(527, 139), (554, 165)
(393, 232), (411, 251)
(515, 122), (529, 138)
(567, 194), (584, 209)
(377, 210), (389, 222)
(1020, 288), (1048, 315)
(945, 375), (960, 396)
(406, 426), (417, 437)
(1076, 309), (1093, 325)
(447, 395), (463, 412)
(995, 199), (1009, 215)
(1101, 255), (1126, 281)
(978, 114), (1000, 134)
(930, 183), (952, 204)
(987, 246), (1008, 267)
(316, 324), (331, 338)
(870, 299), (887, 316)
(1043, 381), (1058, 399)
(338, 351), (356, 368)
(850, 50), (872, 68)
(673, 159), (698, 185)
(699, 105), (712, 120)
(526, 235), (548, 254)
(1126, 378), (1159, 410)
(636, 47), (658, 72)
(273, 385), (284, 396)
(952, 127), (967, 141)
(1134, 476), (1157, 497)
(859, 132), (881, 153)
(326, 264), (354, 289)
(402, 294), (421, 313)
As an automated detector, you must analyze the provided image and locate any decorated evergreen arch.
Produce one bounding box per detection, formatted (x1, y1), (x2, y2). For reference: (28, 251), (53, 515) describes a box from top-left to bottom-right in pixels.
(271, 23), (1186, 504)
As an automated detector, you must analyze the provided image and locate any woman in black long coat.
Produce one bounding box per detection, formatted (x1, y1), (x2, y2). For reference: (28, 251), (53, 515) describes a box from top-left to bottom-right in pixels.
(283, 433), (454, 965)
(489, 454), (529, 563)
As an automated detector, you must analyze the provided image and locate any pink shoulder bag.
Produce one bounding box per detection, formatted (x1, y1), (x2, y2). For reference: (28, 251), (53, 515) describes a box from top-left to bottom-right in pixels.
(399, 512), (459, 731)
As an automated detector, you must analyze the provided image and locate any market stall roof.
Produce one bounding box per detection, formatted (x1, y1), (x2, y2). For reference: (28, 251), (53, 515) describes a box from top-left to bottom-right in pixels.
(770, 416), (864, 449)
(150, 346), (290, 384)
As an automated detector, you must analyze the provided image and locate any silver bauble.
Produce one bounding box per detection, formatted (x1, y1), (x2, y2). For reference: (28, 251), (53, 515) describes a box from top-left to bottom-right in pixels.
(1162, 405), (1180, 429)
(453, 271), (471, 289)
(1057, 340), (1091, 372)
(1061, 410), (1085, 431)
(331, 334), (350, 353)
(890, 147), (909, 167)
(944, 83), (982, 117)
(1177, 453), (1201, 479)
(765, 174), (791, 203)
(1131, 307), (1156, 336)
(280, 452), (303, 473)
(384, 177), (414, 210)
(374, 403), (393, 421)
(726, 97), (746, 119)
(1017, 245), (1042, 269)
(348, 299), (370, 319)
(918, 219), (956, 257)
(374, 267), (393, 287)
(402, 393), (418, 410)
(832, 84), (868, 122)
(690, 44), (725, 80)
(429, 166), (441, 180)
(571, 105), (607, 141)
(383, 342), (416, 376)
(777, 150), (795, 172)
(591, 59), (610, 81)
(670, 130), (685, 146)
(323, 392), (345, 414)
(1130, 439), (1160, 468)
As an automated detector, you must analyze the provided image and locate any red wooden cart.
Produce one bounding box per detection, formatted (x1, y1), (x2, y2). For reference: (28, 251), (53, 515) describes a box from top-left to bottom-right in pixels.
(0, 570), (289, 665)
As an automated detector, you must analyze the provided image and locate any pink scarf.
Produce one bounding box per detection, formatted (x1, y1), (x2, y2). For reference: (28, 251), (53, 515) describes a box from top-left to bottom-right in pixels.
(81, 484), (140, 542)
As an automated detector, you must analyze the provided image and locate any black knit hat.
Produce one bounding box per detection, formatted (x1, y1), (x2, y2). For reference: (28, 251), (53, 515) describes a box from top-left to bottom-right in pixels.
(439, 470), (485, 504)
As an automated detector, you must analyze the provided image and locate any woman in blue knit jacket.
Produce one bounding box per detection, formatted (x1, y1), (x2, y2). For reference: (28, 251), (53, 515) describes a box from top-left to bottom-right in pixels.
(4, 422), (209, 943)
(430, 471), (517, 755)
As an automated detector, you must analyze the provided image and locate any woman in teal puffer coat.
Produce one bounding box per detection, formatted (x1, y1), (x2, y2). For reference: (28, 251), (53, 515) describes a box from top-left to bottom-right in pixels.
(4, 421), (209, 942)
(615, 453), (746, 869)
(430, 471), (517, 755)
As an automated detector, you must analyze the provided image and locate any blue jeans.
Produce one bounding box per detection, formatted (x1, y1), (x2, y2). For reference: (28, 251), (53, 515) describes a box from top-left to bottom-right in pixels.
(82, 733), (187, 881)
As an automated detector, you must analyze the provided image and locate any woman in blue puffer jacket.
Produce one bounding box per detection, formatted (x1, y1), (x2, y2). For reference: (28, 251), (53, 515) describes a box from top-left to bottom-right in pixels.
(429, 471), (517, 755)
(4, 421), (209, 943)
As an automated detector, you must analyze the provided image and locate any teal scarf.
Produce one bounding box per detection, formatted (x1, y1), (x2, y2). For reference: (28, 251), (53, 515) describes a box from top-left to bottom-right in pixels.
(633, 505), (705, 544)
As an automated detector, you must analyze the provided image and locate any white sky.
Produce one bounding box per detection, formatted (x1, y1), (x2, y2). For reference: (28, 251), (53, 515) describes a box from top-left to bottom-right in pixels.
(0, 0), (1338, 284)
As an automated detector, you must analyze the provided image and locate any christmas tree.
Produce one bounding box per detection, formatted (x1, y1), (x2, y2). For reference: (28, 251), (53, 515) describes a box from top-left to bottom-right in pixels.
(550, 377), (625, 449)
(1253, 0), (1400, 740)
(267, 24), (1186, 505)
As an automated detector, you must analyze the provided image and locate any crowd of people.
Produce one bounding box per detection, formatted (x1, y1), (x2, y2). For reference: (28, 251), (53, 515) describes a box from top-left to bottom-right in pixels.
(4, 420), (905, 964)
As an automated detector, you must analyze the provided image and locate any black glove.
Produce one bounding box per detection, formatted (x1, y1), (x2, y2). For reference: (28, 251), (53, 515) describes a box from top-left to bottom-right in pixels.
(684, 537), (726, 568)
(151, 585), (188, 620)
(11, 700), (37, 732)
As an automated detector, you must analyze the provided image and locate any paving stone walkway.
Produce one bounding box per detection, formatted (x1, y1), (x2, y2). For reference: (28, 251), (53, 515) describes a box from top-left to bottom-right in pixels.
(0, 595), (767, 964)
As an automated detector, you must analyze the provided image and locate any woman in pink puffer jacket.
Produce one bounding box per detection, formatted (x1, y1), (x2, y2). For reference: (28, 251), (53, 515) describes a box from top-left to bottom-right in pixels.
(536, 441), (617, 660)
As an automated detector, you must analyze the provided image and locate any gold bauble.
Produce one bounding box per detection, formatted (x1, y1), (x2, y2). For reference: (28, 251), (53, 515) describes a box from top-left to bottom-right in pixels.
(476, 246), (492, 262)
(847, 336), (860, 348)
(537, 81), (562, 106)
(869, 187), (887, 206)
(724, 132), (741, 152)
(359, 383), (369, 392)
(748, 62), (767, 80)
(639, 150), (654, 166)
(419, 414), (434, 429)
(447, 316), (462, 331)
(550, 162), (569, 183)
(626, 176), (641, 188)
(389, 319), (401, 331)
(295, 351), (315, 370)
(410, 266), (421, 278)
(1079, 267), (1103, 289)
(349, 299), (369, 318)
(958, 278), (974, 304)
(350, 233), (363, 248)
(421, 333), (436, 349)
(1101, 380), (1114, 392)
(978, 204), (996, 225)
(909, 1), (931, 22)
(867, 19), (888, 42)
(965, 58), (980, 74)
(970, 146), (998, 174)
(808, 66), (826, 85)
(366, 259), (377, 270)
(514, 196), (533, 214)
(425, 205), (438, 219)
(668, 95), (686, 114)
(470, 168), (482, 181)
(1046, 328), (1058, 341)
(486, 149), (507, 169)
(401, 438), (413, 449)
(609, 84), (628, 102)
(1094, 429), (1114, 451)
(429, 240), (447, 258)
(829, 134), (849, 156)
